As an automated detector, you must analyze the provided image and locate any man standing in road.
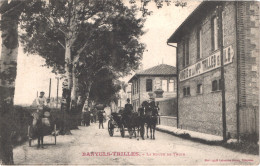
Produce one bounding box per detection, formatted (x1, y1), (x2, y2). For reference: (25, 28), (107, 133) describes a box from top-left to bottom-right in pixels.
(97, 106), (104, 129)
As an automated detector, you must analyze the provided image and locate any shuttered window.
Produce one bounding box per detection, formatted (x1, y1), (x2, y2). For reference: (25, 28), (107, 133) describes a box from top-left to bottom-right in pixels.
(169, 80), (174, 92)
(197, 27), (202, 60)
(183, 39), (189, 67)
(185, 39), (189, 66)
(211, 16), (219, 51)
(146, 79), (153, 92)
(212, 80), (218, 91)
(183, 86), (190, 97)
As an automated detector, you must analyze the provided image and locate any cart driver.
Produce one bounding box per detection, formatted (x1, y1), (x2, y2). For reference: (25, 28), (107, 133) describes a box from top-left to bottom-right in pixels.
(122, 98), (133, 123)
(36, 91), (49, 112)
(125, 98), (133, 114)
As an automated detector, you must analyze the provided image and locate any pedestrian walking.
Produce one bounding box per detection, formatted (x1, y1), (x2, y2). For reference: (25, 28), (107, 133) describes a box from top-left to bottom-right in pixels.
(93, 107), (97, 123)
(82, 103), (91, 126)
(98, 109), (104, 129)
(90, 108), (94, 123)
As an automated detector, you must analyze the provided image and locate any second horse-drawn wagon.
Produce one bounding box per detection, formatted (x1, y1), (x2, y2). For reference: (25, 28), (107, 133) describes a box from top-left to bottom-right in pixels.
(107, 101), (159, 140)
(107, 111), (127, 137)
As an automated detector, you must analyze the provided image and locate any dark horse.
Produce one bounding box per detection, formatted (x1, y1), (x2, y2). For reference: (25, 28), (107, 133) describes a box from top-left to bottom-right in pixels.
(144, 101), (159, 140)
(31, 107), (52, 148)
(126, 111), (145, 140)
(119, 108), (144, 140)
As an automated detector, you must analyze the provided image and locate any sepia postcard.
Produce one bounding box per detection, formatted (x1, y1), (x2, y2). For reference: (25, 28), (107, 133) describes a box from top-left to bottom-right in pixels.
(0, 0), (259, 165)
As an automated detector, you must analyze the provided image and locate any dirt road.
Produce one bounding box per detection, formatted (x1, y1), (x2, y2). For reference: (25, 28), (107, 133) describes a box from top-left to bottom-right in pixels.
(13, 123), (259, 165)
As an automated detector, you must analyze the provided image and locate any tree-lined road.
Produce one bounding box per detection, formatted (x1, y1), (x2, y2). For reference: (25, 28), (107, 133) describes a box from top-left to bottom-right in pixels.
(13, 123), (259, 165)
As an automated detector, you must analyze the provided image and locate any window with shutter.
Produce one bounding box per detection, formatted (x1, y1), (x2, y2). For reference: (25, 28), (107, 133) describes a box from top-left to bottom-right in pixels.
(183, 88), (186, 97)
(146, 79), (153, 92)
(187, 87), (190, 96)
(197, 27), (202, 60)
(183, 42), (186, 67)
(169, 80), (174, 92)
(212, 80), (218, 91)
(211, 16), (219, 51)
(197, 84), (202, 94)
(186, 39), (189, 66)
(218, 79), (222, 90)
(162, 80), (167, 92)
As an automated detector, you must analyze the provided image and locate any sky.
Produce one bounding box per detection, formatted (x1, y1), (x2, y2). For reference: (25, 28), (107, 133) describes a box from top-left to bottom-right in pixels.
(1, 1), (201, 105)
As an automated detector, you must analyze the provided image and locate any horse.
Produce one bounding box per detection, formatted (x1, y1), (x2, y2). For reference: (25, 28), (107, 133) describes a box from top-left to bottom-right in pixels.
(136, 107), (146, 140)
(145, 101), (159, 140)
(31, 107), (51, 148)
(118, 108), (141, 140)
(126, 111), (144, 140)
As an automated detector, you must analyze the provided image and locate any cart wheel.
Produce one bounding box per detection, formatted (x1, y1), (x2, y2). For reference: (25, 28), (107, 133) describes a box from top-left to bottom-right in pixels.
(28, 125), (32, 147)
(54, 124), (57, 145)
(120, 124), (125, 138)
(108, 120), (114, 137)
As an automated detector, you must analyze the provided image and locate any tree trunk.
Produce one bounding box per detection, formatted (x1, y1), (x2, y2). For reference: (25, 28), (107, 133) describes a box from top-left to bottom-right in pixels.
(82, 81), (92, 111)
(69, 64), (80, 129)
(60, 40), (73, 135)
(70, 64), (78, 108)
(0, 12), (19, 165)
(64, 41), (73, 91)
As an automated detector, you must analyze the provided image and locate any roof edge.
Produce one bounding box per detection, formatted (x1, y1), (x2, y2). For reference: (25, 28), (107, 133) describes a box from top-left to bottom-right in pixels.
(167, 1), (220, 43)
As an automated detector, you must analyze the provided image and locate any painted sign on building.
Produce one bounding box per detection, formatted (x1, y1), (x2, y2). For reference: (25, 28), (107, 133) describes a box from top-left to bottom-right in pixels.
(179, 45), (234, 82)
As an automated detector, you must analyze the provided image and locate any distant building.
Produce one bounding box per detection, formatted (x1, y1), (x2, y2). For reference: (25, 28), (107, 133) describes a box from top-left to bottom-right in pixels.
(128, 64), (177, 112)
(167, 1), (259, 138)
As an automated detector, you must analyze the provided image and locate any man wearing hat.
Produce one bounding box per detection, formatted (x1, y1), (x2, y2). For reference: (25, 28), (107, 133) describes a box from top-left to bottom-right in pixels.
(36, 91), (48, 111)
(122, 98), (133, 124)
(125, 98), (133, 113)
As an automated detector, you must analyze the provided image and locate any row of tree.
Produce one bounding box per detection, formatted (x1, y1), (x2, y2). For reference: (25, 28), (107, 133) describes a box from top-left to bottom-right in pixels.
(0, 0), (186, 164)
(0, 0), (145, 164)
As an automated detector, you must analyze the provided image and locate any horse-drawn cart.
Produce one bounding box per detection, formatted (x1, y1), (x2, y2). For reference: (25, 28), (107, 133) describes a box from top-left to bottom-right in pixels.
(108, 101), (159, 140)
(27, 107), (57, 147)
(107, 112), (126, 137)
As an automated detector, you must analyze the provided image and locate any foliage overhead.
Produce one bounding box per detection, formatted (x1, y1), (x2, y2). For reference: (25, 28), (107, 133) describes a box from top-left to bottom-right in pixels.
(20, 0), (146, 78)
(129, 0), (187, 16)
(89, 68), (122, 105)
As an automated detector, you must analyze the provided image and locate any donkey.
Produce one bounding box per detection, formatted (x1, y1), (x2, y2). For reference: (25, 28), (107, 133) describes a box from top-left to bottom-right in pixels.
(31, 107), (51, 148)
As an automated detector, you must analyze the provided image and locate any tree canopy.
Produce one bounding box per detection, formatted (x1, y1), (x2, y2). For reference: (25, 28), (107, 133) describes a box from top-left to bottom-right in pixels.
(89, 69), (122, 105)
(20, 0), (145, 98)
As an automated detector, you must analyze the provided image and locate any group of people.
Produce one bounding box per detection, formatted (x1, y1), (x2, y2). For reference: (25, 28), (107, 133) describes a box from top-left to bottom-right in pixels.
(81, 104), (107, 129)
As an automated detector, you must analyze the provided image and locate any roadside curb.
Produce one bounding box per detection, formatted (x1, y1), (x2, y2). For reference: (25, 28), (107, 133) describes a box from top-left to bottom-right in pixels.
(156, 125), (225, 145)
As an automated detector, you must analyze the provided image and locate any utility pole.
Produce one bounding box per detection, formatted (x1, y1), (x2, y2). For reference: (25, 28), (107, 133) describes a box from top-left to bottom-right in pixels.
(218, 4), (227, 142)
(48, 78), (51, 107)
(49, 78), (52, 98)
(56, 77), (59, 108)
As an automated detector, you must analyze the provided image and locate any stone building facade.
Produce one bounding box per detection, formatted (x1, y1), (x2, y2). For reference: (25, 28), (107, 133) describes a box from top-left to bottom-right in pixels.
(167, 1), (259, 138)
(128, 64), (177, 112)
